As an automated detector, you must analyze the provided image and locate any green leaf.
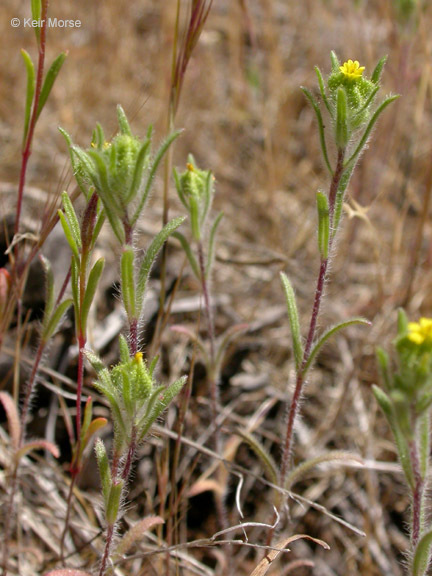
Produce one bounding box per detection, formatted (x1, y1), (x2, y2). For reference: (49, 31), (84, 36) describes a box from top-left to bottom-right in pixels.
(316, 192), (329, 260)
(206, 211), (223, 278)
(81, 258), (105, 334)
(126, 138), (151, 204)
(372, 385), (414, 487)
(31, 0), (41, 21)
(136, 217), (185, 313)
(335, 87), (348, 149)
(173, 231), (200, 279)
(303, 318), (371, 376)
(413, 528), (432, 576)
(344, 95), (400, 171)
(21, 49), (35, 146)
(131, 130), (182, 226)
(376, 347), (391, 391)
(36, 52), (67, 120)
(91, 205), (106, 250)
(397, 307), (409, 335)
(70, 257), (79, 327)
(371, 55), (387, 84)
(58, 211), (79, 261)
(121, 247), (136, 321)
(58, 129), (89, 196)
(106, 480), (124, 526)
(330, 50), (340, 72)
(314, 66), (332, 116)
(81, 397), (93, 441)
(280, 273), (303, 371)
(419, 412), (430, 480)
(40, 255), (55, 332)
(138, 377), (186, 440)
(31, 0), (41, 43)
(95, 438), (111, 504)
(42, 298), (73, 341)
(119, 334), (130, 363)
(117, 105), (132, 136)
(61, 191), (82, 249)
(301, 87), (333, 175)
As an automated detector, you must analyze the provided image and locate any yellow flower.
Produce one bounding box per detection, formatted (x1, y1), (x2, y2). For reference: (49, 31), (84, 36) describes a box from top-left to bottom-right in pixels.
(407, 318), (432, 346)
(339, 59), (365, 79)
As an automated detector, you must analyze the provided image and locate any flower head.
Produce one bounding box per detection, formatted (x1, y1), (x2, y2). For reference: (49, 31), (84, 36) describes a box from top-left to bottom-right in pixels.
(339, 59), (365, 80)
(407, 318), (432, 347)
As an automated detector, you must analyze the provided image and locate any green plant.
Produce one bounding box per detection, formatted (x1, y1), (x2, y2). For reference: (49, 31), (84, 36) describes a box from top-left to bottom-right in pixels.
(374, 312), (432, 575)
(280, 52), (398, 486)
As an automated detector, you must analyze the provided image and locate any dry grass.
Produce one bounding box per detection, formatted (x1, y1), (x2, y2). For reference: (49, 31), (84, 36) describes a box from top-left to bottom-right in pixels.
(1, 0), (432, 575)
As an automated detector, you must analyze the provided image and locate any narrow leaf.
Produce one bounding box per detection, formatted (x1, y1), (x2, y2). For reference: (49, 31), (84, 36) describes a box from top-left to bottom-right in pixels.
(372, 385), (414, 487)
(107, 480), (124, 525)
(237, 429), (279, 487)
(42, 298), (73, 341)
(173, 231), (200, 279)
(81, 258), (105, 334)
(81, 418), (108, 455)
(121, 247), (136, 321)
(316, 192), (329, 260)
(303, 318), (371, 376)
(126, 138), (151, 204)
(40, 255), (55, 332)
(314, 66), (332, 115)
(280, 273), (303, 371)
(117, 104), (132, 136)
(36, 52), (68, 120)
(413, 528), (432, 576)
(336, 87), (348, 149)
(136, 217), (185, 312)
(285, 451), (363, 489)
(206, 211), (223, 278)
(31, 0), (41, 43)
(61, 191), (82, 249)
(344, 95), (400, 171)
(371, 55), (387, 84)
(132, 130), (182, 226)
(58, 210), (79, 261)
(301, 87), (333, 175)
(138, 377), (186, 440)
(95, 438), (111, 504)
(21, 49), (35, 145)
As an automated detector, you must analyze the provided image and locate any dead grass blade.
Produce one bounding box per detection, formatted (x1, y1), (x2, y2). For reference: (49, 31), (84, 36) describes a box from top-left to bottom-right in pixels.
(248, 534), (329, 576)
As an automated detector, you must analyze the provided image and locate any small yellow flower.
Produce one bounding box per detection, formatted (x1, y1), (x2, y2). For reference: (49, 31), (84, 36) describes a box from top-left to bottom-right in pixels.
(339, 59), (365, 79)
(134, 351), (143, 363)
(407, 318), (432, 346)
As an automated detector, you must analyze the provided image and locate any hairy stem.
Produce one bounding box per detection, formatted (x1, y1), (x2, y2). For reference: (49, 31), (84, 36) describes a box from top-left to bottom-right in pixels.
(409, 438), (425, 549)
(280, 147), (346, 488)
(15, 0), (49, 241)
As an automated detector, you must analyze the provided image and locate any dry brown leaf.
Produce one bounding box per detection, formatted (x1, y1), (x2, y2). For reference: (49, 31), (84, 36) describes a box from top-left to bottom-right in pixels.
(248, 534), (329, 576)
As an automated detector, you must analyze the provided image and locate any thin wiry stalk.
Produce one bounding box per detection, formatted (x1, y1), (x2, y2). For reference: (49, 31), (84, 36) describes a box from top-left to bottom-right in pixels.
(152, 0), (214, 356)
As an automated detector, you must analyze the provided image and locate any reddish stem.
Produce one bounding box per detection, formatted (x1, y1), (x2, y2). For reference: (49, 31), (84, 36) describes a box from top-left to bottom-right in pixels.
(15, 1), (49, 240)
(280, 147), (346, 488)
